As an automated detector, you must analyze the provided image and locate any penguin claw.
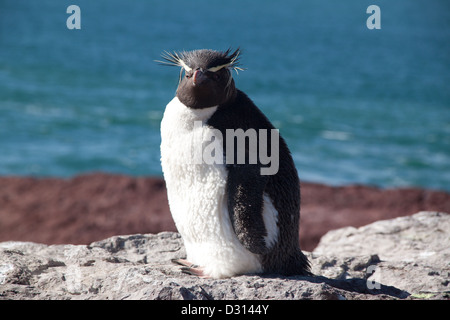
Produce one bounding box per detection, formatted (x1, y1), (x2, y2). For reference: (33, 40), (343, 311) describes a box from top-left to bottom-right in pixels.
(181, 266), (209, 279)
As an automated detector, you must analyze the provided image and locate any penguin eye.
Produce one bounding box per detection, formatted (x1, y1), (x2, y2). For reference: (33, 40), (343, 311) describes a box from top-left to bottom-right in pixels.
(212, 72), (221, 81)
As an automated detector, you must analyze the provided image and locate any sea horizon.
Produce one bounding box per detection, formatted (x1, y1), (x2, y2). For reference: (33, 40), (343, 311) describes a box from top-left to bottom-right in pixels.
(1, 0), (449, 192)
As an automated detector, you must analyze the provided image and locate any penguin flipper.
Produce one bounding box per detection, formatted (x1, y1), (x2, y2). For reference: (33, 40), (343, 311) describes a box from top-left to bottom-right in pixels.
(227, 165), (270, 255)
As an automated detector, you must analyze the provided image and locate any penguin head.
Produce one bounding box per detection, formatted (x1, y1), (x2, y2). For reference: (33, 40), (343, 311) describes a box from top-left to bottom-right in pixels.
(158, 48), (243, 109)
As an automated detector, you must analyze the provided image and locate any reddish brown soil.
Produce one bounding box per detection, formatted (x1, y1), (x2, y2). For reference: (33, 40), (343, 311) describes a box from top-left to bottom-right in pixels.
(1, 172), (449, 251)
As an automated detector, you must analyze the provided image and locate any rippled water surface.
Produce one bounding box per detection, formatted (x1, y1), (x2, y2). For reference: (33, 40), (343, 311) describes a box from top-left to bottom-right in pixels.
(1, 0), (449, 191)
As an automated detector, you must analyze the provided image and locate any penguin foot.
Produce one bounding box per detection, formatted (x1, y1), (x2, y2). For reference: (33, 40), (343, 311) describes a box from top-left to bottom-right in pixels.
(172, 259), (209, 278)
(181, 266), (209, 279)
(171, 258), (198, 268)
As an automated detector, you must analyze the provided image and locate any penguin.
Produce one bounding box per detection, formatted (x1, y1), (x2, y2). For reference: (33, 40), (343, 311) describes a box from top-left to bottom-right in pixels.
(159, 48), (310, 279)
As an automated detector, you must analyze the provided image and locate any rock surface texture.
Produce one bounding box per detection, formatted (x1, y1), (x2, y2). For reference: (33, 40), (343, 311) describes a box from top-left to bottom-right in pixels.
(0, 211), (448, 300)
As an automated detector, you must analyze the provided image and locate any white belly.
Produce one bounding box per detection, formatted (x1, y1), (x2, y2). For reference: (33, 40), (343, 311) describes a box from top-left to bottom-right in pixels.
(160, 97), (262, 278)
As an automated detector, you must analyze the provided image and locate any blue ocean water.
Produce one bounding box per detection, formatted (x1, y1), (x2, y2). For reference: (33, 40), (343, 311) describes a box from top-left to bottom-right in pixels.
(0, 0), (449, 191)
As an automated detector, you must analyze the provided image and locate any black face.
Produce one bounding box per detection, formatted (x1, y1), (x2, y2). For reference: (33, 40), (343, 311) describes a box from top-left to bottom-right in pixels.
(177, 63), (235, 109)
(159, 49), (241, 109)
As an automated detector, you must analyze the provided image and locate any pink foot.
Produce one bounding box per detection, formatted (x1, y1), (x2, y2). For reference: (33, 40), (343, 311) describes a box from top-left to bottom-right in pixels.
(181, 266), (210, 279)
(171, 259), (209, 278)
(171, 258), (197, 268)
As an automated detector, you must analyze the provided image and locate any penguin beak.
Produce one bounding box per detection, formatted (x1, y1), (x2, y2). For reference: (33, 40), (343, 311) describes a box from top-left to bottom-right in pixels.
(193, 69), (206, 86)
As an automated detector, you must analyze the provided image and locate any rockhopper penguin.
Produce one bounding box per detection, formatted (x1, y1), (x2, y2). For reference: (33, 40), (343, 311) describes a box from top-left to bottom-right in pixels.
(159, 48), (310, 278)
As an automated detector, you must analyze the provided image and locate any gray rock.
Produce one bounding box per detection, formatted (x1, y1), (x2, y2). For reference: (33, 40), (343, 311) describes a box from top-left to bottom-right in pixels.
(314, 211), (450, 299)
(0, 212), (447, 300)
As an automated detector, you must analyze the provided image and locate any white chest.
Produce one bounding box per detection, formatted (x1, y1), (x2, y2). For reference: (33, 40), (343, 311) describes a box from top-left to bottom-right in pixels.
(160, 97), (263, 278)
(160, 97), (228, 239)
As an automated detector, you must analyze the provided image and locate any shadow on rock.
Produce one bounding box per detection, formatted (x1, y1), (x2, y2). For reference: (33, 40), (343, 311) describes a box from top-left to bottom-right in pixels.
(260, 273), (410, 300)
(311, 275), (409, 299)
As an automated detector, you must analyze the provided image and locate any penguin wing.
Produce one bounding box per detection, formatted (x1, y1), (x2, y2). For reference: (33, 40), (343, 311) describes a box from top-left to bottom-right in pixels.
(227, 164), (271, 255)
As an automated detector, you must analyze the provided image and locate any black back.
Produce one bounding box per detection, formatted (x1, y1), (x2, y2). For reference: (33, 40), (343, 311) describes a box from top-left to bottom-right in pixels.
(207, 90), (310, 276)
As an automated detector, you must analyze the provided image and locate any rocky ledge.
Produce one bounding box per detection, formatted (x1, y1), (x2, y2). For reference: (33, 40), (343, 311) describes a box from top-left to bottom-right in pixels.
(0, 211), (448, 300)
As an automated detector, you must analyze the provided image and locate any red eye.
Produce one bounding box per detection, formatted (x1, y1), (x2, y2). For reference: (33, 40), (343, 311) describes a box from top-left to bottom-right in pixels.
(213, 73), (221, 80)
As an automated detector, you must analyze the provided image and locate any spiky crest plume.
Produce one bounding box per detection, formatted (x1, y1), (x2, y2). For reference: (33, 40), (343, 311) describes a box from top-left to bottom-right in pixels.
(156, 48), (244, 75)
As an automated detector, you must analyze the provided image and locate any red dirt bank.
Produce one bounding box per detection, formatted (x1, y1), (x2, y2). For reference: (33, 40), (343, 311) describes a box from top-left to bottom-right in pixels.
(1, 173), (449, 251)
